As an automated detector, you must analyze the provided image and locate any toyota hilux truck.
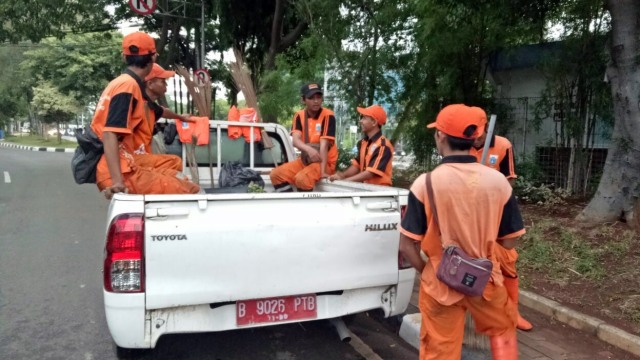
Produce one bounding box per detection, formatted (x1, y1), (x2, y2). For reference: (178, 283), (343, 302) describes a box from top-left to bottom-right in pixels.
(103, 120), (415, 355)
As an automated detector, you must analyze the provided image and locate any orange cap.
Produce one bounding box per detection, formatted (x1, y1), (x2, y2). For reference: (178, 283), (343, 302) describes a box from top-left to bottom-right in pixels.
(228, 105), (240, 121)
(357, 105), (387, 126)
(122, 32), (156, 56)
(145, 64), (175, 81)
(426, 104), (482, 139)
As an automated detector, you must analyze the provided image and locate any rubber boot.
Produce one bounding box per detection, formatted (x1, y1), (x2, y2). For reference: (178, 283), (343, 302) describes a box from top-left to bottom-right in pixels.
(490, 333), (518, 360)
(503, 277), (533, 331)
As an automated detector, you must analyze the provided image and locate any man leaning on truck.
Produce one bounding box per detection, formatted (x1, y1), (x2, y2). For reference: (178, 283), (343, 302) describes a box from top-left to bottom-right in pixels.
(91, 32), (200, 199)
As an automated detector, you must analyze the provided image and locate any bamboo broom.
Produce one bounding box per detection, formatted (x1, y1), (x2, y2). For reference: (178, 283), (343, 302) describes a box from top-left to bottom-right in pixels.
(228, 46), (279, 166)
(463, 312), (490, 350)
(174, 65), (214, 185)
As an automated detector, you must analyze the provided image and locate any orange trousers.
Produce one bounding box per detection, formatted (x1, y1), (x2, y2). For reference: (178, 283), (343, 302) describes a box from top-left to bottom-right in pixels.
(96, 154), (199, 195)
(134, 153), (183, 172)
(269, 157), (335, 191)
(495, 245), (518, 278)
(419, 283), (517, 360)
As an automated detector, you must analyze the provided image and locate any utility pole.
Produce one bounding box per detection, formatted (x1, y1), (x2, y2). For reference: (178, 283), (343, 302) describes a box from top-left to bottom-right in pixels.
(201, 0), (205, 70)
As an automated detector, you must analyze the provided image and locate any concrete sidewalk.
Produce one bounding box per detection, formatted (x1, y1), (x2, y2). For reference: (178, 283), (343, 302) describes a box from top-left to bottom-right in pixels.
(399, 276), (640, 359)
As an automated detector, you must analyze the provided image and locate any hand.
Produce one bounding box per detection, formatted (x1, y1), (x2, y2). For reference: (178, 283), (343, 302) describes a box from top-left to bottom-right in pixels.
(304, 146), (321, 163)
(102, 182), (128, 200)
(179, 114), (193, 122)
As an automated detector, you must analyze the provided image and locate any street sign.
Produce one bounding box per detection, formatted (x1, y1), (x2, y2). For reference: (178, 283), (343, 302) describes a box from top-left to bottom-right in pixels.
(129, 0), (157, 16)
(194, 69), (210, 86)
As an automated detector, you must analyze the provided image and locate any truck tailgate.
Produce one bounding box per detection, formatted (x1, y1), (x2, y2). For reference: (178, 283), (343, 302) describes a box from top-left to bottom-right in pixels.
(143, 195), (401, 309)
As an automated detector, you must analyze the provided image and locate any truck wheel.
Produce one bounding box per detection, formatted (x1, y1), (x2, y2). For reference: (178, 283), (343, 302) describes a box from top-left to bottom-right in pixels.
(113, 343), (148, 359)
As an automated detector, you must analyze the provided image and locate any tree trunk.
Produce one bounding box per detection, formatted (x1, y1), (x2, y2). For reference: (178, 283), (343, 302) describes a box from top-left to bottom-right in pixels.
(578, 0), (640, 223)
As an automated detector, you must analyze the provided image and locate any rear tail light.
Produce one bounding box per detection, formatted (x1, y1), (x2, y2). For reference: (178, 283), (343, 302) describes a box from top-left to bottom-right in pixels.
(398, 205), (412, 269)
(104, 214), (144, 293)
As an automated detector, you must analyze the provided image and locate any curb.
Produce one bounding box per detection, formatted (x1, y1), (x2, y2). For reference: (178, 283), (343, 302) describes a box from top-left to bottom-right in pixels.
(0, 140), (75, 153)
(399, 290), (640, 357)
(520, 290), (640, 357)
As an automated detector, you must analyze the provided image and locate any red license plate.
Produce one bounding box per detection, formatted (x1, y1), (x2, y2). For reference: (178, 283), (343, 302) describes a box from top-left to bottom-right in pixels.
(236, 294), (317, 326)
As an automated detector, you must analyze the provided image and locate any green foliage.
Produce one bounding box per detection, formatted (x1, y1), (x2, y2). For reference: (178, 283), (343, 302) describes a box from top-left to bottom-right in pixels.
(308, 0), (414, 113)
(20, 32), (123, 105)
(336, 148), (354, 171)
(514, 178), (570, 206)
(0, 44), (30, 129)
(31, 81), (80, 126)
(0, 0), (114, 43)
(247, 182), (265, 193)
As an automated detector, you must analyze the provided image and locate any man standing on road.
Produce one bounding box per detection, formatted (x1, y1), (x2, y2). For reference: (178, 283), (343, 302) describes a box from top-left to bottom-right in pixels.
(270, 83), (338, 191)
(470, 108), (533, 331)
(399, 104), (525, 360)
(329, 105), (394, 186)
(91, 32), (199, 199)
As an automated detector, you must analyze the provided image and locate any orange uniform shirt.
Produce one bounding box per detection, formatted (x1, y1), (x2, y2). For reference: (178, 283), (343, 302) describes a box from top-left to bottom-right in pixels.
(352, 131), (394, 186)
(291, 108), (338, 164)
(90, 70), (147, 176)
(131, 101), (164, 155)
(469, 135), (516, 179)
(176, 117), (210, 145)
(399, 155), (525, 305)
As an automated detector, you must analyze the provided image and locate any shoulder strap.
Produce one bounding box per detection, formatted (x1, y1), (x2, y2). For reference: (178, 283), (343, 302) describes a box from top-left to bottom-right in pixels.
(425, 172), (441, 236)
(303, 110), (309, 143)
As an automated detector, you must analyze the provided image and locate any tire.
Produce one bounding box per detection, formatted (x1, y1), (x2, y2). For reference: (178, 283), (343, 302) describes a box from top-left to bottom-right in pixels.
(113, 343), (148, 360)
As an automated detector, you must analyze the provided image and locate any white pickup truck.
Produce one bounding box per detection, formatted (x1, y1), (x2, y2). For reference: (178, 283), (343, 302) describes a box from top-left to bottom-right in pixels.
(103, 121), (415, 356)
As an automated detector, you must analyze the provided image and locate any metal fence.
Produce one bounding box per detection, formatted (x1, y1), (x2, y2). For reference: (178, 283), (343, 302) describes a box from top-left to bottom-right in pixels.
(494, 97), (611, 194)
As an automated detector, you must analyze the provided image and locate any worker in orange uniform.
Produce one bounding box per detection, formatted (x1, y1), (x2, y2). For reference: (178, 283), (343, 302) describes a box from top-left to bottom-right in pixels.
(270, 83), (337, 191)
(399, 104), (525, 360)
(328, 105), (394, 186)
(131, 63), (193, 172)
(470, 108), (533, 331)
(91, 32), (200, 199)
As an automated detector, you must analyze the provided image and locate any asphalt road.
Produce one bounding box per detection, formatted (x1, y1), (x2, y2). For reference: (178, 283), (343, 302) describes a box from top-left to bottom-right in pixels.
(0, 147), (418, 360)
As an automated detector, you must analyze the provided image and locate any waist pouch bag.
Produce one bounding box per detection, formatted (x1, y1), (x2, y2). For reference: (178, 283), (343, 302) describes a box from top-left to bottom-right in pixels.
(436, 245), (493, 297)
(71, 126), (104, 184)
(301, 143), (321, 166)
(425, 172), (493, 297)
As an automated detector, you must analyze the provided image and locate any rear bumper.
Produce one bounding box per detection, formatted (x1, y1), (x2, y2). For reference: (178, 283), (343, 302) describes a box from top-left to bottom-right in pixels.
(104, 271), (415, 349)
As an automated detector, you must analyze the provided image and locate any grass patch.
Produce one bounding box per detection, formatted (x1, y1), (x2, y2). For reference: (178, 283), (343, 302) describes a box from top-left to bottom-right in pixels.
(519, 219), (605, 282)
(602, 229), (635, 257)
(4, 134), (77, 148)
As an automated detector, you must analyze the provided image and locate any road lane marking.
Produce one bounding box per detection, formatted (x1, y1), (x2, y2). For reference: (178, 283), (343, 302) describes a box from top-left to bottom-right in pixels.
(3, 171), (9, 183)
(348, 331), (385, 360)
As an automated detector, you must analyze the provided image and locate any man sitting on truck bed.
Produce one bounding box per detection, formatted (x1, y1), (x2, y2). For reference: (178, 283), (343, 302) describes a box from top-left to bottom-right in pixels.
(270, 83), (338, 192)
(131, 63), (193, 172)
(329, 105), (393, 186)
(91, 32), (200, 199)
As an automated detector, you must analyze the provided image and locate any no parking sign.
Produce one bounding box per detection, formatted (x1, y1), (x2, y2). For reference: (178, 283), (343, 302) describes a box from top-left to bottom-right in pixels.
(129, 0), (157, 16)
(194, 69), (210, 86)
